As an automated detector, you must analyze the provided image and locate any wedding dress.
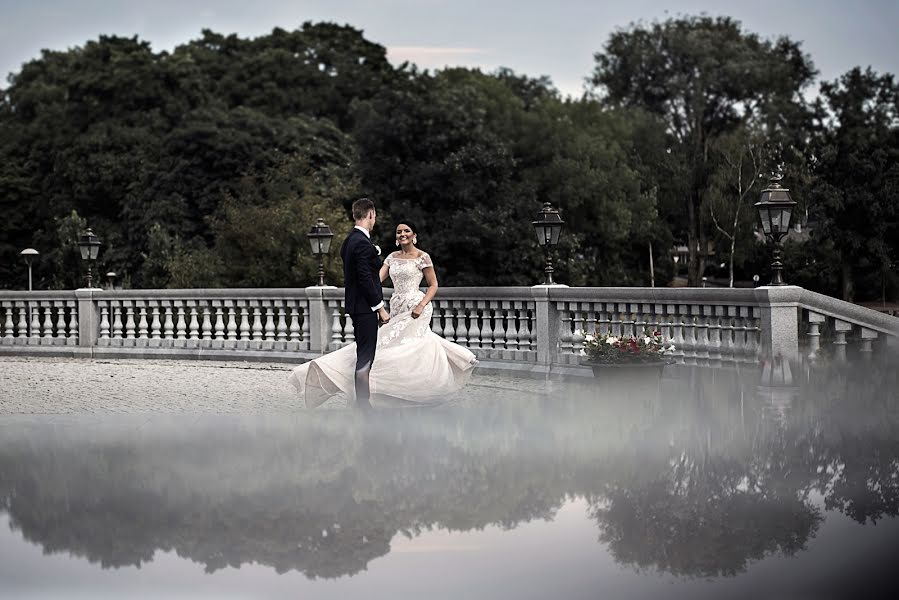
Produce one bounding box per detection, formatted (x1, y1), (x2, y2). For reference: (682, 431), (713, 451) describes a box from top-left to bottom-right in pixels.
(288, 252), (479, 408)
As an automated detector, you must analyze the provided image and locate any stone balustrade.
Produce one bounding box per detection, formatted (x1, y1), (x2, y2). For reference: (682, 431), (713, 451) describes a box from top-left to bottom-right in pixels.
(1, 286), (896, 373)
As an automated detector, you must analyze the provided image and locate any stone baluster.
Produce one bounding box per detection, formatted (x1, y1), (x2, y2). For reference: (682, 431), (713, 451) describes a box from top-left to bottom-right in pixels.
(747, 309), (762, 360)
(29, 303), (41, 342)
(188, 302), (200, 343)
(680, 305), (696, 363)
(54, 301), (68, 343)
(668, 306), (684, 360)
(37, 301), (51, 342)
(288, 303), (301, 346)
(558, 304), (574, 357)
(431, 303), (444, 337)
(99, 302), (112, 344)
(455, 305), (469, 347)
(162, 303), (174, 347)
(595, 304), (609, 337)
(16, 303), (28, 340)
(504, 308), (518, 350)
(213, 302), (225, 349)
(344, 314), (355, 345)
(492, 304), (506, 355)
(301, 305), (311, 346)
(610, 305), (622, 338)
(330, 307), (343, 349)
(263, 302), (276, 345)
(571, 309), (585, 360)
(859, 327), (878, 360)
(443, 307), (457, 343)
(707, 306), (723, 363)
(137, 302), (149, 342)
(3, 304), (14, 340)
(236, 303), (250, 349)
(67, 300), (79, 345)
(175, 302), (187, 346)
(123, 302), (137, 345)
(53, 300), (69, 344)
(225, 302), (238, 348)
(111, 302), (124, 343)
(467, 307), (481, 349)
(518, 308), (531, 351)
(250, 304), (263, 349)
(201, 303), (214, 342)
(805, 311), (825, 361)
(149, 304), (162, 347)
(632, 304), (645, 337)
(276, 304), (288, 343)
(832, 319), (851, 362)
(480, 307), (493, 349)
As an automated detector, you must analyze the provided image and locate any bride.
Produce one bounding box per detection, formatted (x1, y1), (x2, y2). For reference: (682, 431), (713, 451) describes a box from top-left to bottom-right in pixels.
(289, 221), (478, 408)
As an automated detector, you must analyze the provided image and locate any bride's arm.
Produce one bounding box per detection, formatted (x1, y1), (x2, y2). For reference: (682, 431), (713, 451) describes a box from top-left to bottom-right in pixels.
(411, 266), (438, 319)
(379, 262), (389, 283)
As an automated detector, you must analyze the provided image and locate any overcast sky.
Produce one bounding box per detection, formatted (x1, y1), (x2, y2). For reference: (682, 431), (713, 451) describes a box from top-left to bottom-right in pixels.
(1, 0), (897, 98)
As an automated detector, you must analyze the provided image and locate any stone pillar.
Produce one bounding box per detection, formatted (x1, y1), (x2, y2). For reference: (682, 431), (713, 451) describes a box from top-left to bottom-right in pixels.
(75, 288), (100, 349)
(755, 285), (801, 362)
(531, 286), (559, 368)
(305, 287), (335, 354)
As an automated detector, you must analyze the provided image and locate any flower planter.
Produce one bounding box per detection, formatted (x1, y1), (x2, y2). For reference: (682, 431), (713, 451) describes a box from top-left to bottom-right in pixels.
(581, 360), (668, 379)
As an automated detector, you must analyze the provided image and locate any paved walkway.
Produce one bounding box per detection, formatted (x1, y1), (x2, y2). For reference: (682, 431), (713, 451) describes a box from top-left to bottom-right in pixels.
(0, 357), (549, 414)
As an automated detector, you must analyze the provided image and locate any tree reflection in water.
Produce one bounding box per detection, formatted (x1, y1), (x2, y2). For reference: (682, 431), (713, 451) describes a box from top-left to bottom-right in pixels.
(0, 361), (896, 580)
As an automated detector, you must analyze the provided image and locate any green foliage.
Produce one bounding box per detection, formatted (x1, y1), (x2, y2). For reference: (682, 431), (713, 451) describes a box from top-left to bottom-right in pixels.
(592, 16), (817, 285)
(808, 68), (899, 300)
(0, 19), (895, 298)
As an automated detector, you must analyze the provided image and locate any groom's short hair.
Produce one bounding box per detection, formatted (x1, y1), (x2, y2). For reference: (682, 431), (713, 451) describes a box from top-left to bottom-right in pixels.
(352, 198), (376, 221)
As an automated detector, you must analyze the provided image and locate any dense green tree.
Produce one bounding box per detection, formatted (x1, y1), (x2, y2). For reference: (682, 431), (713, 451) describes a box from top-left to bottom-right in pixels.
(808, 67), (899, 301)
(591, 16), (816, 286)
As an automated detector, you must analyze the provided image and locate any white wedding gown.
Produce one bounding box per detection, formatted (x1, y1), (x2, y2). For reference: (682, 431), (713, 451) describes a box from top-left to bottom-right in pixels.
(288, 252), (479, 408)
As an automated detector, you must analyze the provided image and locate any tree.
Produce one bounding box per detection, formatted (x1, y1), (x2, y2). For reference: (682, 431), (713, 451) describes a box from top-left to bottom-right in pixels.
(809, 67), (899, 301)
(591, 16), (816, 285)
(707, 126), (766, 287)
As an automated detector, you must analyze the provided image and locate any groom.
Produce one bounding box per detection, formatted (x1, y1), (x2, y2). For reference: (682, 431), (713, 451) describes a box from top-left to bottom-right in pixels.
(341, 198), (390, 409)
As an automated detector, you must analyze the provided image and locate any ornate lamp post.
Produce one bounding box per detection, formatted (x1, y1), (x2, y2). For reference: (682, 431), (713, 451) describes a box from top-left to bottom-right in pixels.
(77, 228), (102, 288)
(306, 218), (334, 287)
(20, 248), (39, 291)
(754, 175), (796, 286)
(532, 202), (564, 285)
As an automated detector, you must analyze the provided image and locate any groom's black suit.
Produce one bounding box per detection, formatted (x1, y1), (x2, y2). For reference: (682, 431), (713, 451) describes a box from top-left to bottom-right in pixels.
(341, 227), (384, 405)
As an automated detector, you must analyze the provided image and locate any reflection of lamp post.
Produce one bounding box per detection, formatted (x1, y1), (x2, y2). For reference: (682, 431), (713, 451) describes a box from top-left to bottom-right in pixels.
(20, 248), (38, 291)
(754, 174), (797, 286)
(532, 202), (564, 285)
(306, 218), (334, 287)
(77, 228), (102, 289)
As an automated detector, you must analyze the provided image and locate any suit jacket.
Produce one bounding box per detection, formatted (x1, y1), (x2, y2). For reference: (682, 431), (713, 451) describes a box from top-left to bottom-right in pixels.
(341, 228), (384, 315)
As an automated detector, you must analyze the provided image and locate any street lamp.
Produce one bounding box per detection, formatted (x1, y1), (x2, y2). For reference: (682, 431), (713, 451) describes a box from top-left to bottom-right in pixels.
(106, 272), (117, 290)
(532, 202), (564, 285)
(754, 174), (796, 286)
(20, 248), (39, 291)
(306, 218), (334, 287)
(77, 228), (102, 288)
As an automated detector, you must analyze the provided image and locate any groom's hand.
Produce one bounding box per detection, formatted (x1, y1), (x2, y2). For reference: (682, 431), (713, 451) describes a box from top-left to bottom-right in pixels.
(378, 307), (390, 324)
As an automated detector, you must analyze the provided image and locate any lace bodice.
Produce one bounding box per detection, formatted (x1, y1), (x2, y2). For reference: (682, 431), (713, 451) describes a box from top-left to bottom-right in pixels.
(378, 252), (434, 349)
(385, 252), (433, 296)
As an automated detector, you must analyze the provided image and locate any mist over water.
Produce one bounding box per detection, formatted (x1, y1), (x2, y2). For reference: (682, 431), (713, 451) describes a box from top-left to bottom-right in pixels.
(1, 356), (898, 599)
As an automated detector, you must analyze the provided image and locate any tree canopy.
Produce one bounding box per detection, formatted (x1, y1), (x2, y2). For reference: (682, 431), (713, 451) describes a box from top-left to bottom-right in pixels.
(1, 18), (896, 300)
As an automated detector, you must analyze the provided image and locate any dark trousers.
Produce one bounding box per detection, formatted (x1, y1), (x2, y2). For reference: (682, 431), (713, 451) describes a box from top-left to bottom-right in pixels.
(352, 311), (378, 405)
